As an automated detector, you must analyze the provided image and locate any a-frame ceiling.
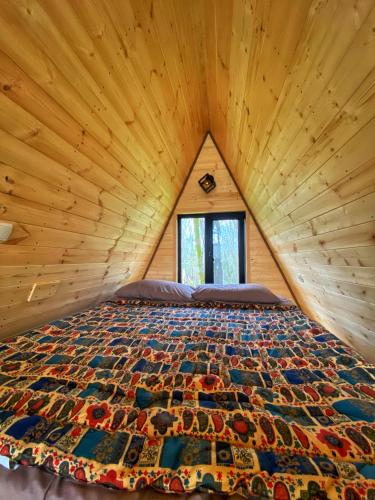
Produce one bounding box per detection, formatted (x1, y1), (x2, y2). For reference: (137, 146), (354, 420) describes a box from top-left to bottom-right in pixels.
(0, 0), (374, 359)
(145, 134), (294, 302)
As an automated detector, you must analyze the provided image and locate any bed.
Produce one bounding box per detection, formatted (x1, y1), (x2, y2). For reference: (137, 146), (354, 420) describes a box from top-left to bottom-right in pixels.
(0, 299), (374, 499)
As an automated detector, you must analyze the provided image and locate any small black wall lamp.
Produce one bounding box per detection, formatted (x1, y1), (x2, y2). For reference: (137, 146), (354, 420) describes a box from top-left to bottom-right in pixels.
(198, 173), (216, 193)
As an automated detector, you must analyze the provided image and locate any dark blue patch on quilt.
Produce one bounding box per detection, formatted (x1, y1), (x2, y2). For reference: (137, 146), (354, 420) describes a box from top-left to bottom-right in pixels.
(332, 399), (375, 422)
(282, 369), (321, 385)
(160, 436), (211, 469)
(6, 415), (42, 439)
(265, 404), (314, 426)
(337, 368), (373, 385)
(74, 428), (129, 464)
(229, 369), (264, 387)
(257, 451), (317, 475)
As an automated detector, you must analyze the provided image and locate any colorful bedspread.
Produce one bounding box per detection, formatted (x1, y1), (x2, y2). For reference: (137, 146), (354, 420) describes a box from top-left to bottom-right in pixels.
(0, 300), (374, 499)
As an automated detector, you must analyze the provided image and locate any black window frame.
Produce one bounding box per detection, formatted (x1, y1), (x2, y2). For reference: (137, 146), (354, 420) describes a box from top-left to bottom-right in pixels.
(177, 211), (246, 284)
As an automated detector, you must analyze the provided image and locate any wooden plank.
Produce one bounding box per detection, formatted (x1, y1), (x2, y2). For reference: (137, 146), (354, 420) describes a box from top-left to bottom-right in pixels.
(0, 192), (123, 239)
(276, 221), (375, 254)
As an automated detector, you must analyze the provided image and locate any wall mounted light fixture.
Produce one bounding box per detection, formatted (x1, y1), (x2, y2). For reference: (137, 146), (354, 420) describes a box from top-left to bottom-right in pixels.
(0, 223), (13, 243)
(198, 173), (216, 193)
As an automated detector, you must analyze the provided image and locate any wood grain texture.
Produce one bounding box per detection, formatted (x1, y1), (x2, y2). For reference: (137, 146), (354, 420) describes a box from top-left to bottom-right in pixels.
(0, 0), (208, 337)
(146, 136), (293, 300)
(0, 0), (373, 361)
(206, 0), (375, 359)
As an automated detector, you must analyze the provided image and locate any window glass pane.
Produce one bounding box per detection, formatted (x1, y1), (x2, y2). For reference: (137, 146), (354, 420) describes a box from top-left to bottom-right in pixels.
(180, 218), (205, 286)
(213, 219), (239, 284)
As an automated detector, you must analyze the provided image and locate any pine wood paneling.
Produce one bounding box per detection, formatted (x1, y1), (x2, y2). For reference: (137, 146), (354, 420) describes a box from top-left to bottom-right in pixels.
(206, 0), (375, 359)
(0, 0), (208, 337)
(146, 136), (292, 300)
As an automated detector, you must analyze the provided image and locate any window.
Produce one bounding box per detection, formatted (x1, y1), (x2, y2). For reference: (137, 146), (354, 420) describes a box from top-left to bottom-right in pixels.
(178, 212), (245, 286)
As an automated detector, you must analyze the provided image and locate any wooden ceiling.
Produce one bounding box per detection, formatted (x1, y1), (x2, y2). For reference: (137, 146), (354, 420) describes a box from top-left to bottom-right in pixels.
(0, 0), (208, 335)
(0, 0), (374, 359)
(206, 0), (375, 359)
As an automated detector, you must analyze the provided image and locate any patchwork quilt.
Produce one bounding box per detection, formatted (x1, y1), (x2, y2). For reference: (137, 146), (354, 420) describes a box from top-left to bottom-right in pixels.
(0, 299), (374, 499)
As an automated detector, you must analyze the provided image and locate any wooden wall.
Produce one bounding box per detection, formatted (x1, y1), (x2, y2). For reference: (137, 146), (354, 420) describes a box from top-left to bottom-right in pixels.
(0, 0), (208, 337)
(205, 0), (375, 360)
(146, 136), (292, 300)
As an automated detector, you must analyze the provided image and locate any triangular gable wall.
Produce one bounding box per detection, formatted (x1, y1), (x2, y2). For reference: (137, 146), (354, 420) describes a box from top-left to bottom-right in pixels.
(145, 135), (293, 301)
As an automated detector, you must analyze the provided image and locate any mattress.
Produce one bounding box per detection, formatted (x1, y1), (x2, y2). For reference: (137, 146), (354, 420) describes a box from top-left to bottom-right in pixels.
(0, 299), (374, 499)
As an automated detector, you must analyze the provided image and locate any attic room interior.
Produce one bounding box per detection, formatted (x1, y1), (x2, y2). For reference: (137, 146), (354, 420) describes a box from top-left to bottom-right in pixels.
(0, 0), (374, 498)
